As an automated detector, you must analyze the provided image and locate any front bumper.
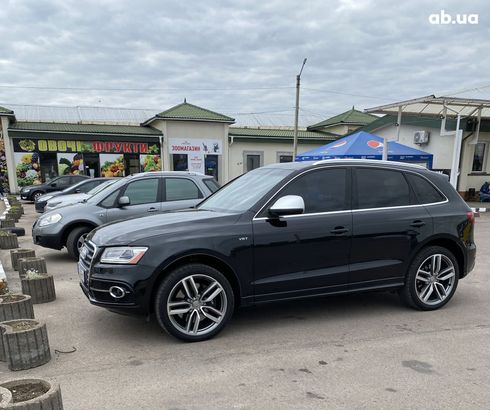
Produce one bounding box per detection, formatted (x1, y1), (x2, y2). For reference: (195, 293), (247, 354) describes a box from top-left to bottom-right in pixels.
(20, 192), (31, 200)
(35, 201), (47, 213)
(32, 222), (64, 250)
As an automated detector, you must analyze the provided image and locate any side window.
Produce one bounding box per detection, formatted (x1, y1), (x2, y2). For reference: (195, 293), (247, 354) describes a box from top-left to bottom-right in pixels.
(100, 189), (121, 208)
(203, 178), (220, 193)
(406, 173), (445, 204)
(58, 177), (71, 188)
(123, 179), (159, 205)
(79, 181), (97, 193)
(165, 178), (202, 201)
(274, 168), (348, 213)
(355, 168), (410, 209)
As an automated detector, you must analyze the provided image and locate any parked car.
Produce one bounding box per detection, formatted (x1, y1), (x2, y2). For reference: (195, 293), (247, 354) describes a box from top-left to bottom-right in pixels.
(20, 175), (89, 201)
(78, 160), (476, 342)
(44, 179), (117, 213)
(33, 172), (220, 259)
(35, 178), (110, 213)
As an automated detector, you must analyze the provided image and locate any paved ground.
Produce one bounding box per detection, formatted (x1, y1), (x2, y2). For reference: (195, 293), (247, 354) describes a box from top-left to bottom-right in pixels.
(1, 204), (489, 409)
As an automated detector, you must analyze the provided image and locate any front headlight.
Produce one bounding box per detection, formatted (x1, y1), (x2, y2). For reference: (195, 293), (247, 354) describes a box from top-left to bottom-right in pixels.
(38, 213), (62, 227)
(100, 247), (148, 264)
(22, 188), (31, 193)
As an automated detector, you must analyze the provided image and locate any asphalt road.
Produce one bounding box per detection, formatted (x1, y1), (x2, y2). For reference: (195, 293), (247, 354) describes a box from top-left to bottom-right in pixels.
(1, 204), (489, 409)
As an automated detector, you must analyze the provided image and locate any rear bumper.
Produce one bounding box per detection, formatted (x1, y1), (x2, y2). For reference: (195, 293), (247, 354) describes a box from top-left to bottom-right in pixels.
(462, 242), (476, 278)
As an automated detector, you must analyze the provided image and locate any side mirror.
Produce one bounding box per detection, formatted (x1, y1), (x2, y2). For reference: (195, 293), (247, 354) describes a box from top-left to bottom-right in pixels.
(118, 196), (130, 207)
(74, 189), (81, 193)
(269, 195), (305, 217)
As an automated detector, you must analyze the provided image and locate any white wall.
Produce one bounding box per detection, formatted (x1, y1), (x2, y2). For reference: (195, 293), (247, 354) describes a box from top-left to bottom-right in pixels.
(228, 140), (324, 180)
(459, 131), (490, 192)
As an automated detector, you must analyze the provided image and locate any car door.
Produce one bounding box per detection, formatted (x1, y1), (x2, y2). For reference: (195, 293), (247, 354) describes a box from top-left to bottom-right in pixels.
(162, 177), (204, 211)
(105, 177), (162, 222)
(350, 167), (433, 287)
(252, 167), (352, 301)
(47, 176), (70, 192)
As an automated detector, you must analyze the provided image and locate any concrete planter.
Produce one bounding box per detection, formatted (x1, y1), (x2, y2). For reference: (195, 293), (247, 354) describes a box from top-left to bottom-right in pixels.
(10, 250), (36, 271)
(0, 379), (63, 409)
(21, 275), (56, 304)
(0, 385), (12, 407)
(17, 258), (47, 279)
(0, 320), (51, 370)
(0, 234), (18, 250)
(0, 295), (34, 322)
(0, 220), (15, 229)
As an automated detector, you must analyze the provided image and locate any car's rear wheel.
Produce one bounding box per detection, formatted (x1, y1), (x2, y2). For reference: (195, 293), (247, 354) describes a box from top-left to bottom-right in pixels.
(66, 226), (92, 260)
(154, 264), (234, 342)
(400, 246), (459, 310)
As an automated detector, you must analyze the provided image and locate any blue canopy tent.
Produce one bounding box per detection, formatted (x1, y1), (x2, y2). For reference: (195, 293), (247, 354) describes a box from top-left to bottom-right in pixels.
(296, 131), (433, 169)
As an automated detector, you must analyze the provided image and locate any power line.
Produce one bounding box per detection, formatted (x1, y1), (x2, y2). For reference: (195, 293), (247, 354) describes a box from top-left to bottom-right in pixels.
(0, 84), (294, 92)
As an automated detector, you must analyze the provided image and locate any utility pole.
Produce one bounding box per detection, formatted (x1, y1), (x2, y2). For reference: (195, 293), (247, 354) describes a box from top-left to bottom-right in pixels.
(293, 58), (307, 159)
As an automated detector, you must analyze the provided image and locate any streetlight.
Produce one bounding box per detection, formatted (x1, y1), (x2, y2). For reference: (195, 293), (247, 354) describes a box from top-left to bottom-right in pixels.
(293, 58), (307, 159)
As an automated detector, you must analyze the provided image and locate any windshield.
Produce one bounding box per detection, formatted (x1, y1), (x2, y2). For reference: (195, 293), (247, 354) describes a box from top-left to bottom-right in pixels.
(198, 167), (292, 213)
(87, 179), (116, 195)
(87, 178), (127, 204)
(61, 179), (86, 193)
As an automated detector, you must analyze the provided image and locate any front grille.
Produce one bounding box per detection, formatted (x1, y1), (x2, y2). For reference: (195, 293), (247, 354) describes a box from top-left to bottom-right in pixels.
(79, 240), (97, 272)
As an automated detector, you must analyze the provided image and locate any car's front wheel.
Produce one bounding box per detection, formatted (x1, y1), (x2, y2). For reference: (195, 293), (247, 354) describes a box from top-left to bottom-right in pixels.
(66, 226), (92, 260)
(31, 191), (44, 202)
(400, 246), (459, 310)
(154, 264), (235, 342)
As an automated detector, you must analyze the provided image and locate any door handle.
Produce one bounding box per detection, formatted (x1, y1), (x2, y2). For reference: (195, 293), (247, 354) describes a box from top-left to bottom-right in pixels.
(410, 220), (426, 228)
(147, 207), (158, 213)
(330, 226), (349, 235)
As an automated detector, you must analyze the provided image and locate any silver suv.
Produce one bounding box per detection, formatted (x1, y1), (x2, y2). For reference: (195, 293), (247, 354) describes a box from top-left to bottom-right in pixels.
(32, 172), (220, 259)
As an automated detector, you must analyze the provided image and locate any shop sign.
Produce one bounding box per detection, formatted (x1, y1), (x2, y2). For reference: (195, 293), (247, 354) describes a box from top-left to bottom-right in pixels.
(13, 138), (160, 154)
(169, 138), (222, 155)
(188, 153), (205, 174)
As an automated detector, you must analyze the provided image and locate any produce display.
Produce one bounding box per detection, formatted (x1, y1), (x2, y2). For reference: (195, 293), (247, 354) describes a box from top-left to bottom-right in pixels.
(140, 154), (161, 172)
(101, 155), (125, 177)
(15, 153), (42, 187)
(58, 153), (83, 175)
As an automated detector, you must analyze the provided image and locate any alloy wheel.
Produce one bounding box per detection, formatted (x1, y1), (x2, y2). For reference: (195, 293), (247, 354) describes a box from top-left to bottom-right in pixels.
(167, 274), (227, 336)
(415, 254), (456, 306)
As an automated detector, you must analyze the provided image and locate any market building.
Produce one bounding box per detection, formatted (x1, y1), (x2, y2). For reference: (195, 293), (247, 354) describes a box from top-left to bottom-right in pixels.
(0, 102), (374, 194)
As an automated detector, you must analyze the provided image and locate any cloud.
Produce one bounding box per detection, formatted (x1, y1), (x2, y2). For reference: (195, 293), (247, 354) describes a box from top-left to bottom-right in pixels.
(0, 0), (489, 126)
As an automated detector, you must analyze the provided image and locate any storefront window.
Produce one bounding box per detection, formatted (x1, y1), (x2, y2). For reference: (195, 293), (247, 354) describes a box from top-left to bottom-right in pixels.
(472, 142), (486, 172)
(172, 154), (188, 171)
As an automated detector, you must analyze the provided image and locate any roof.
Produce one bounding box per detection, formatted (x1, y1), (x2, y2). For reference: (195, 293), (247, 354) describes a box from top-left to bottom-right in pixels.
(8, 121), (162, 136)
(229, 127), (339, 142)
(0, 106), (14, 115)
(365, 95), (490, 118)
(307, 107), (377, 131)
(143, 101), (235, 125)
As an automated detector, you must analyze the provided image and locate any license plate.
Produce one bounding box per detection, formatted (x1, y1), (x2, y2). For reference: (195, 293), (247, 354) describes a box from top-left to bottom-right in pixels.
(78, 262), (87, 284)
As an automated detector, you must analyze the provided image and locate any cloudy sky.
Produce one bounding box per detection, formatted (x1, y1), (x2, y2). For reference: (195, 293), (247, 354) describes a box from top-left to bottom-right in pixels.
(0, 0), (489, 125)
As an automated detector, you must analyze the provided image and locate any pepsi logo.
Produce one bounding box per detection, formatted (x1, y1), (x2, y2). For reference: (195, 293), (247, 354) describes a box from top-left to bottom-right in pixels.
(332, 140), (347, 148)
(367, 140), (384, 149)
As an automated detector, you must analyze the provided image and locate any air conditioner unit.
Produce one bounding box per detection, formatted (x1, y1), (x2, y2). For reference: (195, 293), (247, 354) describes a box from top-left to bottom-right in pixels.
(414, 130), (430, 145)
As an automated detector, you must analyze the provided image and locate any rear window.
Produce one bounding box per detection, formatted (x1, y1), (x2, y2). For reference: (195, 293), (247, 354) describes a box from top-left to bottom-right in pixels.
(355, 168), (410, 209)
(165, 178), (202, 201)
(406, 173), (445, 204)
(203, 178), (220, 193)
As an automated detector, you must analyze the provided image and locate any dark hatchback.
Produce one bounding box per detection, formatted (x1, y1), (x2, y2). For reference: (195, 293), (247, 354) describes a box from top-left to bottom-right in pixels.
(79, 160), (476, 342)
(20, 174), (89, 202)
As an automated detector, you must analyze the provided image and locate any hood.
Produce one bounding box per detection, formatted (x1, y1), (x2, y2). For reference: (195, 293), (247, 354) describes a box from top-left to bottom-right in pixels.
(37, 191), (62, 202)
(89, 209), (239, 246)
(47, 193), (89, 204)
(21, 185), (40, 191)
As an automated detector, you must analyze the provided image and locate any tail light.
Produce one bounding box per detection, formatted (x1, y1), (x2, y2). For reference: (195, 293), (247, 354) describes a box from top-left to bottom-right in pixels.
(467, 211), (475, 225)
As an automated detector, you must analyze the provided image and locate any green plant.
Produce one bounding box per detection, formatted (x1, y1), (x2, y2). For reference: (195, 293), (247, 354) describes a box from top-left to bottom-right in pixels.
(0, 231), (11, 237)
(25, 269), (46, 280)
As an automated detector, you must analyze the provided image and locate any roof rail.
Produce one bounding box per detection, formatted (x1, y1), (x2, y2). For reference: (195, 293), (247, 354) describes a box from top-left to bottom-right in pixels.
(312, 158), (426, 169)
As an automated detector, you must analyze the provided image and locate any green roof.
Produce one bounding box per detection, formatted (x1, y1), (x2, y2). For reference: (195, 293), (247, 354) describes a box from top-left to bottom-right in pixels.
(8, 121), (162, 136)
(145, 101), (235, 124)
(0, 106), (14, 115)
(229, 127), (338, 141)
(307, 107), (377, 131)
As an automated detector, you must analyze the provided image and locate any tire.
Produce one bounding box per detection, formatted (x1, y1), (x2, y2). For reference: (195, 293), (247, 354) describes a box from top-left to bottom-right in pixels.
(31, 191), (44, 202)
(154, 264), (235, 342)
(66, 226), (92, 260)
(0, 227), (25, 236)
(400, 246), (459, 311)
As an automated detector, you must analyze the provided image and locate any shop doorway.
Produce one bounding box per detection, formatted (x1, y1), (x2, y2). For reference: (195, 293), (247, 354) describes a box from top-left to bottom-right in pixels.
(83, 154), (100, 178)
(39, 153), (57, 182)
(125, 154), (140, 175)
(205, 155), (219, 180)
(173, 154), (188, 171)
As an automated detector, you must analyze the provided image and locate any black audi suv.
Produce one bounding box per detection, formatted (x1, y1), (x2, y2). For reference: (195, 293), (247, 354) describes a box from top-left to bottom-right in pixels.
(79, 160), (476, 342)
